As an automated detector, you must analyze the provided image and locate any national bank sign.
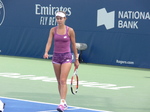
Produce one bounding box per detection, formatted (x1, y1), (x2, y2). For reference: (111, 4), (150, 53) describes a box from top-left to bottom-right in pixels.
(97, 8), (150, 30)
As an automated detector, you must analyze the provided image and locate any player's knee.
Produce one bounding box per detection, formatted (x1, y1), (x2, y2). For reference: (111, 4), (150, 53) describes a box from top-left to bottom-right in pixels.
(59, 79), (67, 85)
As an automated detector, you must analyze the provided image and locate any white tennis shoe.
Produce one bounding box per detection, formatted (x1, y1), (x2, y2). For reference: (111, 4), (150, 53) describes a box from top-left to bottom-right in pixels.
(0, 100), (5, 112)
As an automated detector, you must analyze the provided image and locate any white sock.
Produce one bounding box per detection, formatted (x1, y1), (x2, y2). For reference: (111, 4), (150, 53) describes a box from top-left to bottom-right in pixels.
(60, 99), (67, 105)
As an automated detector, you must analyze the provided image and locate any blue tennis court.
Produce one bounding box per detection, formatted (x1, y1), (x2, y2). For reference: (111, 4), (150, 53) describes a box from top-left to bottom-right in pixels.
(0, 97), (111, 112)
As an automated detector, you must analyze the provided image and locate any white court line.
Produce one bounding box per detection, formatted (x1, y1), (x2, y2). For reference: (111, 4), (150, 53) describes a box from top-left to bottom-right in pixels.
(0, 96), (113, 112)
(38, 108), (80, 112)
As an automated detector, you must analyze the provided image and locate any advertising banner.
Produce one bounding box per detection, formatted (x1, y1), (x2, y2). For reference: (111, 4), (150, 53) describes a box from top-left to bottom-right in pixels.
(0, 0), (150, 68)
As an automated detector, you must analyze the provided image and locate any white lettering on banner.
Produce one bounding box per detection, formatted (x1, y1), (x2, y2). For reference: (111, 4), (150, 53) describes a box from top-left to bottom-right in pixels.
(35, 4), (71, 26)
(118, 20), (138, 29)
(0, 73), (134, 90)
(118, 11), (150, 20)
(97, 8), (150, 30)
(40, 16), (48, 25)
(48, 17), (56, 26)
(116, 60), (134, 65)
(35, 4), (71, 16)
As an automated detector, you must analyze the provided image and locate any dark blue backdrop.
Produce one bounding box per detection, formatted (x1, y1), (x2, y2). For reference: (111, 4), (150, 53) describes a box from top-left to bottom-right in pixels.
(0, 0), (150, 68)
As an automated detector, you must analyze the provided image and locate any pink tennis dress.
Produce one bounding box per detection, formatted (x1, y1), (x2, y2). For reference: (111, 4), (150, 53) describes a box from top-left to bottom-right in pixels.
(52, 26), (72, 64)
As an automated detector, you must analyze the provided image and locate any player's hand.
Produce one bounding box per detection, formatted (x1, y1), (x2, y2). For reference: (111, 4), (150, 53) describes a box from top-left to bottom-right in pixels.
(43, 53), (49, 59)
(74, 59), (79, 69)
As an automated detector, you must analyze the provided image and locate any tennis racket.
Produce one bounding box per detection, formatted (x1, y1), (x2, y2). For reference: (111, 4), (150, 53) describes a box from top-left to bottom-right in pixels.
(70, 68), (79, 95)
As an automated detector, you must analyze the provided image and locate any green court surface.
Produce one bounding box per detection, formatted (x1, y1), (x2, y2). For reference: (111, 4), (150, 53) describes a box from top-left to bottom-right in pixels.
(0, 55), (150, 112)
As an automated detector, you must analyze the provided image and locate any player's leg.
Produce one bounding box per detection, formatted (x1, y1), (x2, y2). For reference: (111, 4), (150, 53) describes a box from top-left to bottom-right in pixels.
(59, 62), (72, 100)
(53, 63), (61, 95)
(54, 52), (72, 112)
(57, 62), (72, 112)
(53, 63), (66, 112)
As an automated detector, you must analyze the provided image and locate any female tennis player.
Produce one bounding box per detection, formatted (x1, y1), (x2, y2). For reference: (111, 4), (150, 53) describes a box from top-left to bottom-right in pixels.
(43, 11), (79, 112)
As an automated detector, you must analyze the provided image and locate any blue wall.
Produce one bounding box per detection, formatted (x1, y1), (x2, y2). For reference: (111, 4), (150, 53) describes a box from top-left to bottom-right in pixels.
(0, 0), (150, 68)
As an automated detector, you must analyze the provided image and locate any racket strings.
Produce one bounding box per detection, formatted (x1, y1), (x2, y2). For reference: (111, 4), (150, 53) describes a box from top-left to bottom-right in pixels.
(71, 75), (78, 93)
(72, 76), (77, 86)
(71, 69), (79, 94)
